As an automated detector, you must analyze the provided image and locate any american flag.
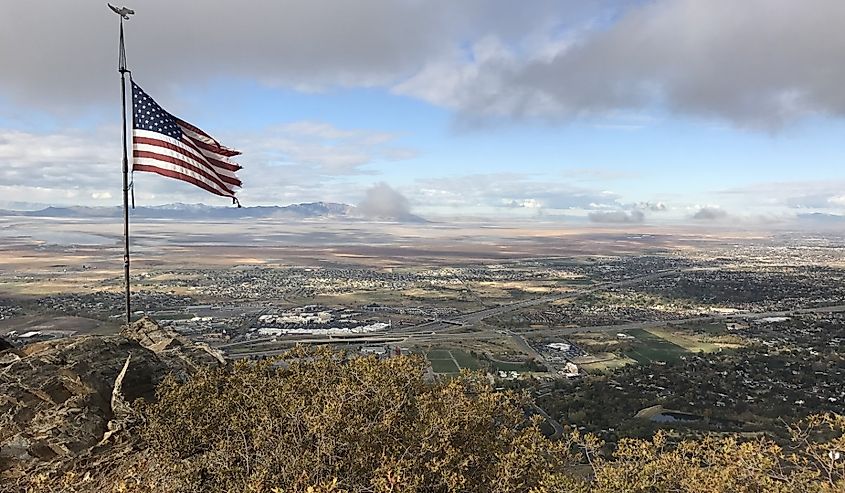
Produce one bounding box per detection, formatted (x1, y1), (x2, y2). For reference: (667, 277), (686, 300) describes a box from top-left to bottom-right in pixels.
(131, 81), (242, 205)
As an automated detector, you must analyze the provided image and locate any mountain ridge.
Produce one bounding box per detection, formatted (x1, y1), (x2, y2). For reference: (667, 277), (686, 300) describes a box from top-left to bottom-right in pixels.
(0, 201), (429, 222)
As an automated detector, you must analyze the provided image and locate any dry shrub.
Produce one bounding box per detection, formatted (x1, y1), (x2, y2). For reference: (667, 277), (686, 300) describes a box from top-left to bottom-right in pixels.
(32, 347), (843, 493)
(132, 346), (580, 492)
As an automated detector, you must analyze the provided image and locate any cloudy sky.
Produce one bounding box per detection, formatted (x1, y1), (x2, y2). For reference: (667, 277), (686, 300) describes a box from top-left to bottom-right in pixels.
(1, 0), (844, 225)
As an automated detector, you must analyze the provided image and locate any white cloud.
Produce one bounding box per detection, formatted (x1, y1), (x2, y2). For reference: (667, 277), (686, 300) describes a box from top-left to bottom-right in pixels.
(409, 173), (623, 217)
(719, 180), (845, 212)
(828, 195), (845, 207)
(588, 210), (645, 224)
(357, 182), (419, 221)
(239, 121), (415, 175)
(0, 121), (414, 207)
(502, 198), (543, 209)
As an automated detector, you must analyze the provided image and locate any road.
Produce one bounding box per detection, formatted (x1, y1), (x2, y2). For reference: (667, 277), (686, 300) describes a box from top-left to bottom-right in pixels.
(395, 268), (688, 335)
(220, 269), (690, 358)
(217, 267), (845, 361)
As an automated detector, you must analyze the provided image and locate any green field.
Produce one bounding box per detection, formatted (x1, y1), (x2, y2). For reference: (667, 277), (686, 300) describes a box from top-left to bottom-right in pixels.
(425, 349), (486, 373)
(429, 358), (460, 373)
(451, 350), (483, 370)
(645, 327), (719, 353)
(623, 328), (689, 364)
(685, 321), (729, 335)
(427, 349), (453, 360)
(562, 278), (592, 285)
(490, 360), (531, 372)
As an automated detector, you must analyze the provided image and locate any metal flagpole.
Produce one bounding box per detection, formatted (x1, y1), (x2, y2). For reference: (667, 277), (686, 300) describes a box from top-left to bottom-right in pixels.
(110, 4), (134, 327)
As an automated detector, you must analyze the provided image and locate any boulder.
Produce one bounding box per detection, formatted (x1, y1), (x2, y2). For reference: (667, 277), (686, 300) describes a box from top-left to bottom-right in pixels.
(122, 315), (226, 372)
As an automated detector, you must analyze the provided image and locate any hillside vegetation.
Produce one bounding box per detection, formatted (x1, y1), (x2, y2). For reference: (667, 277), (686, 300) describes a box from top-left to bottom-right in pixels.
(12, 345), (845, 493)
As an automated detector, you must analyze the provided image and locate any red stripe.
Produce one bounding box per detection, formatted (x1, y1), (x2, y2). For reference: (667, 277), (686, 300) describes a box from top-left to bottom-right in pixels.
(181, 135), (243, 172)
(134, 136), (242, 186)
(133, 150), (236, 193)
(133, 164), (232, 198)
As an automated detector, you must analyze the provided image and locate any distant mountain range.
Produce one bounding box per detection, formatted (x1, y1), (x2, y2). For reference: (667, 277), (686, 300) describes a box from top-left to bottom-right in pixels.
(0, 202), (428, 222)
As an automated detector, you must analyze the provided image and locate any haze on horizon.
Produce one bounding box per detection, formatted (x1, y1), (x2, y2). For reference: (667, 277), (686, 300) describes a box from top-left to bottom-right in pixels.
(1, 0), (844, 228)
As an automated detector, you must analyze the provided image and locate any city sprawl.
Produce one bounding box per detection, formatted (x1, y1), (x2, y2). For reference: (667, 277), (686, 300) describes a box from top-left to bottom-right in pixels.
(1, 218), (844, 443)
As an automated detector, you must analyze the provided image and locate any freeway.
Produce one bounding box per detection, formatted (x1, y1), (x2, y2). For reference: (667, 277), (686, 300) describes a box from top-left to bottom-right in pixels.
(220, 268), (693, 358)
(394, 268), (688, 335)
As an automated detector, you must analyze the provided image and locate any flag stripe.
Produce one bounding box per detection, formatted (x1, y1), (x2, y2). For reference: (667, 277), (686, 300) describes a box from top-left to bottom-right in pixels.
(132, 139), (241, 186)
(182, 130), (241, 158)
(134, 156), (234, 195)
(133, 134), (242, 184)
(133, 130), (241, 178)
(134, 150), (237, 193)
(134, 163), (233, 198)
(180, 134), (242, 172)
(133, 144), (242, 188)
(176, 118), (241, 156)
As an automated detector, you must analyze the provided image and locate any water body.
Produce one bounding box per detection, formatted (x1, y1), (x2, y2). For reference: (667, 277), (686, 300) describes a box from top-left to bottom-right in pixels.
(650, 411), (743, 429)
(650, 411), (701, 423)
(31, 231), (116, 246)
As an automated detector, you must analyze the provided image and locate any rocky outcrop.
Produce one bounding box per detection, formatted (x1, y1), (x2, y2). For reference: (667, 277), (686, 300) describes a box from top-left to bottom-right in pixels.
(122, 316), (227, 372)
(0, 317), (224, 486)
(0, 337), (13, 352)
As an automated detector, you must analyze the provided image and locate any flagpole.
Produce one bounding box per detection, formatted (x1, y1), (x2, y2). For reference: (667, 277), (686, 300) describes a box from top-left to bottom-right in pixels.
(111, 4), (134, 327)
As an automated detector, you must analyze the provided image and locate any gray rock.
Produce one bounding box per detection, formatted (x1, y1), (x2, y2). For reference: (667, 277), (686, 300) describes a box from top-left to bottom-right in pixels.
(0, 317), (224, 485)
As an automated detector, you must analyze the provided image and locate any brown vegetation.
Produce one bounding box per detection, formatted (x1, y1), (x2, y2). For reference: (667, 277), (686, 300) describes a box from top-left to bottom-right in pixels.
(10, 345), (845, 492)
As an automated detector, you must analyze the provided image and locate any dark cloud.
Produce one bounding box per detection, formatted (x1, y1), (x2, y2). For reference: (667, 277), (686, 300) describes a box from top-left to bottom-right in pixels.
(8, 1), (842, 129)
(692, 207), (728, 221)
(397, 0), (845, 129)
(0, 1), (602, 111)
(588, 210), (645, 223)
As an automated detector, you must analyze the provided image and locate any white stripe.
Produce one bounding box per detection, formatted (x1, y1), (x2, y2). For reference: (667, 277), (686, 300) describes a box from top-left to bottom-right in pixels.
(134, 157), (235, 197)
(133, 129), (241, 180)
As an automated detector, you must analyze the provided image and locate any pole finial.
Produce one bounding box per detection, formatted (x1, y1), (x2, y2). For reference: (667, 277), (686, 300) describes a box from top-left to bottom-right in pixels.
(108, 4), (134, 20)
